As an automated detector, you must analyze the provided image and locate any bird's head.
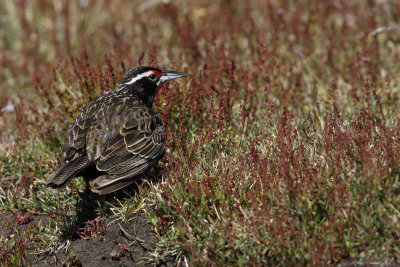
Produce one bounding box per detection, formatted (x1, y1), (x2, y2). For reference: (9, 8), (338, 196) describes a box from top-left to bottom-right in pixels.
(116, 66), (192, 105)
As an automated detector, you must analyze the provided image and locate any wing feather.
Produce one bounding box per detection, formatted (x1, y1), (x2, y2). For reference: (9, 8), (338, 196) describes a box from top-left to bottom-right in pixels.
(93, 106), (165, 190)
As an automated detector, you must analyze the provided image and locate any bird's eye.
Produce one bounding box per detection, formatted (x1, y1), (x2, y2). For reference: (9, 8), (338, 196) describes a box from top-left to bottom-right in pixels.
(149, 74), (157, 80)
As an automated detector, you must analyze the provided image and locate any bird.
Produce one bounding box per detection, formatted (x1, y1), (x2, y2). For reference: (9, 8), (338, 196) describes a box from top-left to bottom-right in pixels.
(45, 66), (192, 195)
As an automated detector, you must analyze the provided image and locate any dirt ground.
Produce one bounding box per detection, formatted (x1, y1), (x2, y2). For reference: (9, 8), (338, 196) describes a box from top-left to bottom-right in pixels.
(0, 210), (174, 266)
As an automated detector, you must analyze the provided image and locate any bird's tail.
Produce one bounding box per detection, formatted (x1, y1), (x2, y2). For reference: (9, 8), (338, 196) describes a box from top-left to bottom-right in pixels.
(90, 176), (135, 195)
(45, 155), (91, 187)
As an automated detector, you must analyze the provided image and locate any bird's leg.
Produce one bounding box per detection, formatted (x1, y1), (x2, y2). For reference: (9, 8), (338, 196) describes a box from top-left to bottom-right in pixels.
(84, 178), (91, 194)
(76, 178), (91, 199)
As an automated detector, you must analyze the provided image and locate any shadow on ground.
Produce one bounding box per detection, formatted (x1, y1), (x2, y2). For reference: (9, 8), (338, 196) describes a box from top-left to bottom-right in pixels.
(0, 186), (174, 266)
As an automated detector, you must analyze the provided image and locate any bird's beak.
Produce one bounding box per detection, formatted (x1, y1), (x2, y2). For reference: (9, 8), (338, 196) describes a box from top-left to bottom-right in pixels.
(159, 69), (192, 84)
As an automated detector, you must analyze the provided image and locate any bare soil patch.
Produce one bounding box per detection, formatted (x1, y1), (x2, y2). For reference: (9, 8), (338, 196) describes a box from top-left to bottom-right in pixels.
(0, 210), (174, 266)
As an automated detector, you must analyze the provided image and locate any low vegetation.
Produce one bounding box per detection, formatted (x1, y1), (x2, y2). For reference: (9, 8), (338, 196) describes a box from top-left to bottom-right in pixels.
(1, 0), (399, 265)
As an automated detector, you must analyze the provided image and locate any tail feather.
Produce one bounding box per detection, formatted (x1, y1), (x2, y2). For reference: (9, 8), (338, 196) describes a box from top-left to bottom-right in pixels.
(46, 155), (91, 187)
(90, 175), (135, 195)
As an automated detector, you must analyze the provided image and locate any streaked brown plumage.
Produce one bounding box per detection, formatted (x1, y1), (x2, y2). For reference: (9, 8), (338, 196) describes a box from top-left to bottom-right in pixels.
(46, 66), (191, 195)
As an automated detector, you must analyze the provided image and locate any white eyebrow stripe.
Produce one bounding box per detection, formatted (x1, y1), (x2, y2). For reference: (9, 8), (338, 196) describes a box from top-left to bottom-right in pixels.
(124, 70), (155, 85)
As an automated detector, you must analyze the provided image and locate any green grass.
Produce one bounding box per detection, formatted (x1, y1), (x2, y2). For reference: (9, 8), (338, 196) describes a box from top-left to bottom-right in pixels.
(1, 0), (400, 265)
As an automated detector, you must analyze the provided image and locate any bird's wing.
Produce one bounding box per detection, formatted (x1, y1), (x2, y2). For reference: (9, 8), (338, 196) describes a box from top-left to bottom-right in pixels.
(91, 106), (165, 190)
(62, 97), (106, 161)
(46, 98), (105, 187)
